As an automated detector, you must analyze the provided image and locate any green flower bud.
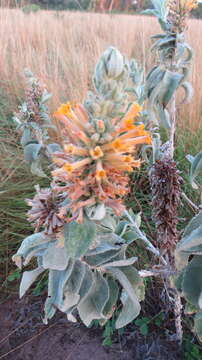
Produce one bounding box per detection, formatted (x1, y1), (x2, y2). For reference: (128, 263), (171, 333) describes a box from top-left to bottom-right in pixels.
(104, 47), (124, 79)
(99, 134), (113, 144)
(91, 133), (100, 144)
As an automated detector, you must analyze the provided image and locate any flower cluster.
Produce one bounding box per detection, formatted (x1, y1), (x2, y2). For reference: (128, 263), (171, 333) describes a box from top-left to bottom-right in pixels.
(14, 76), (45, 126)
(51, 102), (151, 223)
(167, 0), (198, 32)
(26, 185), (65, 235)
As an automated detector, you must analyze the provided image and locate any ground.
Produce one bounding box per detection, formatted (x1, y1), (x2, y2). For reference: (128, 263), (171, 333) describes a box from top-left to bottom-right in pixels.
(0, 295), (184, 360)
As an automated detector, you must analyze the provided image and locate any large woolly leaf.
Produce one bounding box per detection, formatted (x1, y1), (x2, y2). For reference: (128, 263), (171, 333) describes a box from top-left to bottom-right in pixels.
(146, 66), (165, 98)
(141, 9), (159, 16)
(30, 158), (47, 177)
(183, 212), (202, 239)
(176, 225), (202, 253)
(158, 70), (183, 107)
(24, 143), (42, 163)
(181, 81), (193, 104)
(115, 220), (129, 236)
(116, 293), (140, 329)
(12, 232), (53, 269)
(97, 231), (124, 245)
(190, 151), (202, 189)
(44, 269), (63, 323)
(173, 270), (185, 293)
(194, 311), (202, 342)
(102, 257), (137, 269)
(64, 216), (96, 258)
(151, 0), (167, 18)
(60, 260), (86, 312)
(183, 42), (193, 63)
(182, 256), (202, 308)
(106, 244), (128, 263)
(64, 260), (86, 294)
(99, 214), (117, 232)
(151, 34), (167, 40)
(57, 263), (92, 317)
(147, 70), (178, 112)
(107, 266), (141, 327)
(175, 225), (202, 270)
(156, 104), (171, 129)
(43, 243), (69, 270)
(158, 18), (171, 32)
(77, 271), (109, 326)
(78, 265), (93, 300)
(121, 230), (140, 244)
(151, 37), (175, 52)
(14, 232), (47, 253)
(41, 90), (52, 103)
(151, 133), (162, 162)
(23, 244), (53, 267)
(21, 127), (32, 147)
(84, 243), (123, 266)
(102, 277), (119, 318)
(44, 260), (75, 323)
(62, 292), (80, 314)
(46, 143), (61, 154)
(85, 203), (106, 221)
(19, 267), (45, 298)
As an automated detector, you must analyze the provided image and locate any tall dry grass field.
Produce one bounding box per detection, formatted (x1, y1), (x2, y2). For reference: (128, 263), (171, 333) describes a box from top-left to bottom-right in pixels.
(0, 8), (201, 131)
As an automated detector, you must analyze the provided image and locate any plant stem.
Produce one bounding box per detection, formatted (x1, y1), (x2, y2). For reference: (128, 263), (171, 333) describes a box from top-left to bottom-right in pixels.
(169, 95), (176, 159)
(139, 269), (177, 277)
(181, 192), (199, 212)
(124, 210), (167, 266)
(174, 290), (183, 344)
(168, 36), (184, 346)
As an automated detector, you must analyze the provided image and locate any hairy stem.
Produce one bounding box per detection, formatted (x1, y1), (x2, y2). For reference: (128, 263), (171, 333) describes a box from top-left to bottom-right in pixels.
(124, 210), (167, 266)
(139, 269), (177, 277)
(174, 291), (183, 344)
(169, 96), (176, 159)
(181, 192), (199, 212)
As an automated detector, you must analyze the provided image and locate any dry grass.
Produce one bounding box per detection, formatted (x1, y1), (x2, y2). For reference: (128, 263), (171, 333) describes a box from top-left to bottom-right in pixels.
(0, 9), (201, 131)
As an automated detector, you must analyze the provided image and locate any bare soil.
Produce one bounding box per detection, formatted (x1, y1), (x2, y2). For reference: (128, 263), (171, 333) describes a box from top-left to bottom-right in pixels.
(0, 295), (182, 360)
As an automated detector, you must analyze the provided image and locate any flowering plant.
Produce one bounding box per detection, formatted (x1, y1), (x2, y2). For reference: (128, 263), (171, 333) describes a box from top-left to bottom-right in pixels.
(12, 0), (202, 343)
(13, 47), (151, 328)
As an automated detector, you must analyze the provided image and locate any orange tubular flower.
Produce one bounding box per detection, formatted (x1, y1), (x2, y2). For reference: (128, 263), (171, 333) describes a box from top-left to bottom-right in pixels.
(123, 103), (142, 120)
(89, 146), (104, 160)
(113, 103), (142, 132)
(96, 161), (106, 181)
(62, 158), (92, 174)
(181, 0), (198, 11)
(64, 144), (88, 157)
(52, 102), (151, 222)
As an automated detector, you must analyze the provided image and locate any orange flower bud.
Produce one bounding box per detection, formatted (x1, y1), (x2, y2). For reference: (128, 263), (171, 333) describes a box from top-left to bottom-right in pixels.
(96, 120), (105, 133)
(89, 146), (104, 160)
(122, 103), (142, 122)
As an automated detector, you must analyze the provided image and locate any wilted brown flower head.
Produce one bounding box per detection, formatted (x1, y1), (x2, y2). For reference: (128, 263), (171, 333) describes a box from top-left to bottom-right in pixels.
(25, 83), (43, 123)
(26, 185), (65, 235)
(150, 159), (182, 254)
(15, 78), (46, 126)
